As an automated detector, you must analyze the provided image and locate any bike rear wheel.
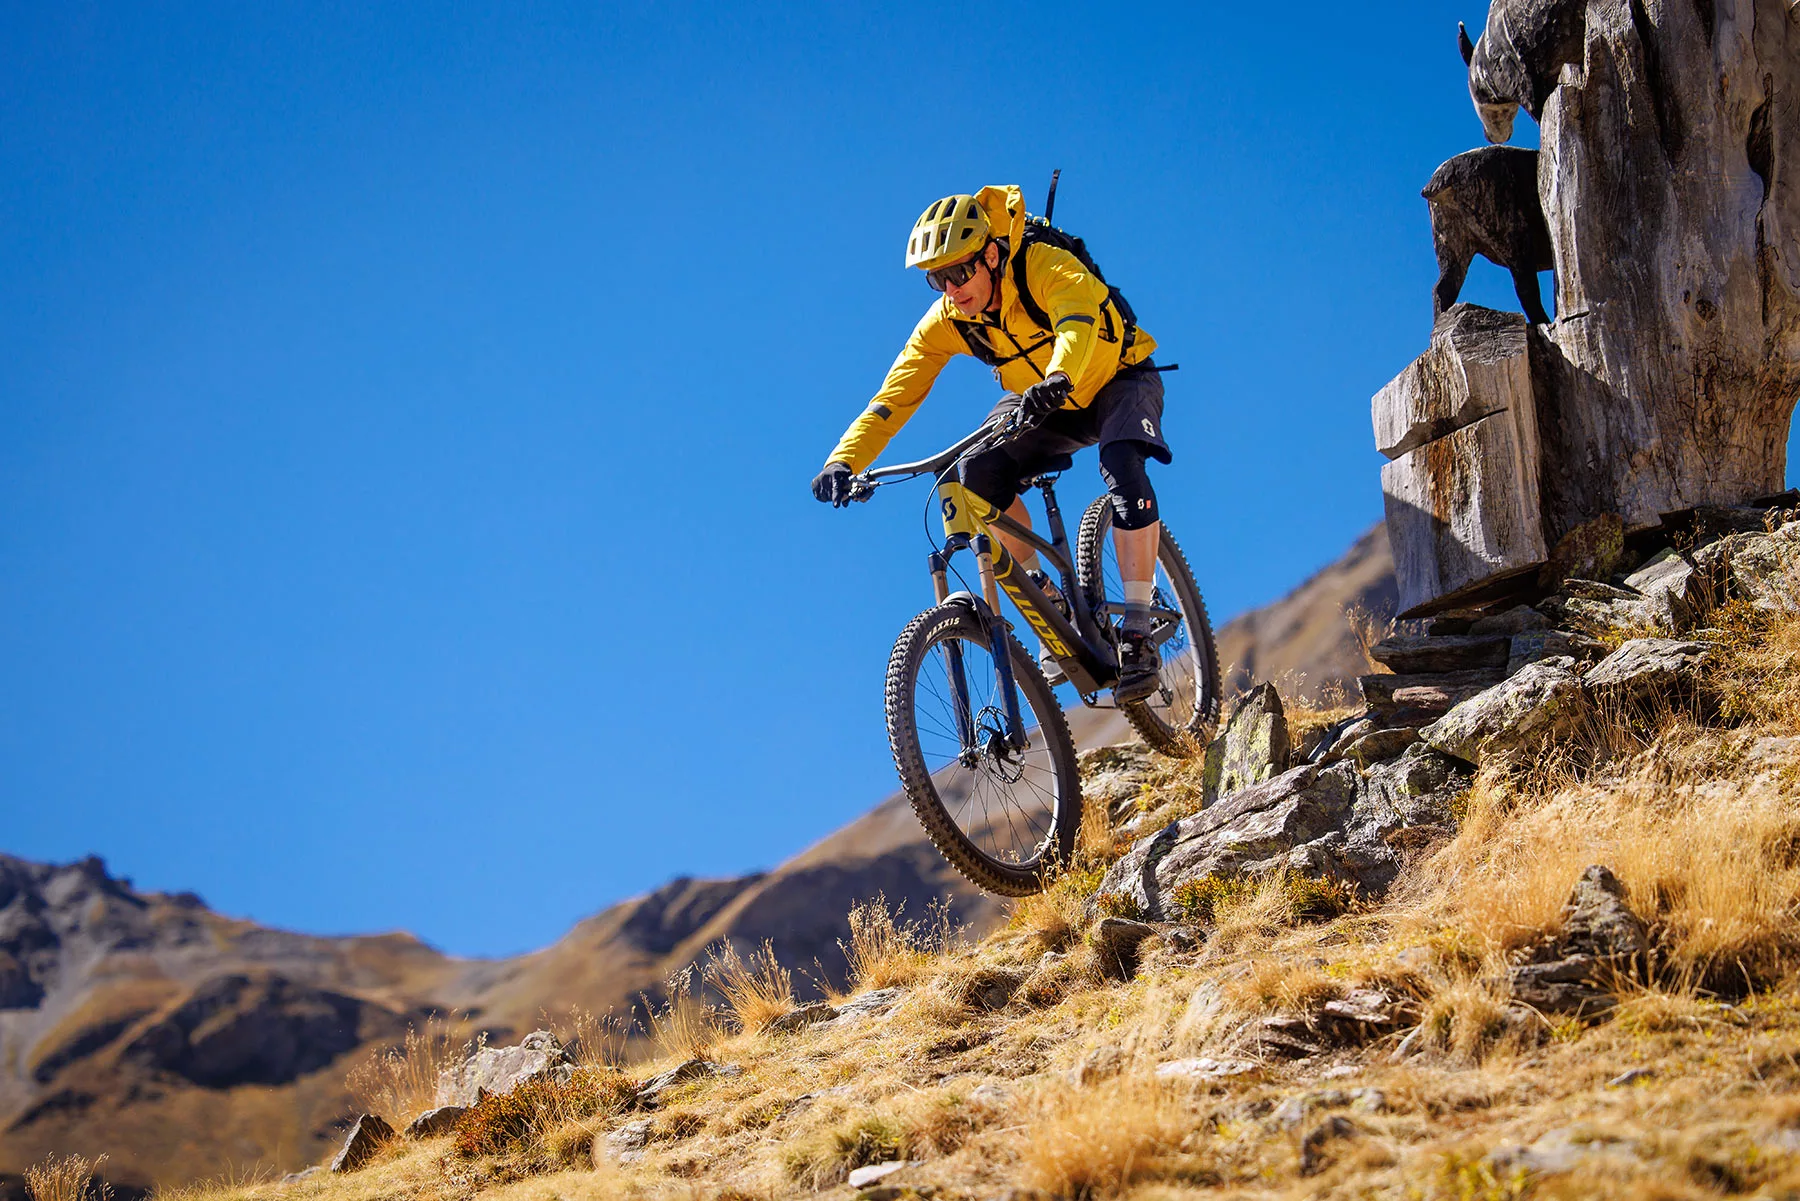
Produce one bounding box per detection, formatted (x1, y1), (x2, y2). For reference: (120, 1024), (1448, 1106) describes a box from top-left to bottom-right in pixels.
(884, 601), (1081, 896)
(1075, 498), (1222, 757)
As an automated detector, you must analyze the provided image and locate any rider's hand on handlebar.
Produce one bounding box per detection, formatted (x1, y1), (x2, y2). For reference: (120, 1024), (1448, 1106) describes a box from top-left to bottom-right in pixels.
(812, 462), (856, 507)
(1017, 373), (1072, 428)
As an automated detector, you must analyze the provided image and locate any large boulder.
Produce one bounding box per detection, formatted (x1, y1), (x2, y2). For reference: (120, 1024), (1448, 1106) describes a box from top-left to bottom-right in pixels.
(1422, 657), (1589, 768)
(435, 1030), (571, 1108)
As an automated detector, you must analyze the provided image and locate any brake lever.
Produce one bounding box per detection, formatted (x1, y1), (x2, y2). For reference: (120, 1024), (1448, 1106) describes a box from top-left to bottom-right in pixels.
(848, 475), (877, 503)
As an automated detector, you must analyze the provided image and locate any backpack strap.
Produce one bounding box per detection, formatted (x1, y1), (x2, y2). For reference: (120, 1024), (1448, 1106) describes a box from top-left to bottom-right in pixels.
(1009, 244), (1055, 333)
(1010, 238), (1137, 351)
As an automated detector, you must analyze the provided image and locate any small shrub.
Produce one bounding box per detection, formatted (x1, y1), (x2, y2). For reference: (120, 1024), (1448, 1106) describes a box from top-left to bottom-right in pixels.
(1172, 868), (1352, 927)
(1419, 1150), (1530, 1201)
(450, 1067), (635, 1159)
(784, 1111), (908, 1188)
(1093, 891), (1145, 921)
(1170, 872), (1258, 925)
(25, 1155), (110, 1201)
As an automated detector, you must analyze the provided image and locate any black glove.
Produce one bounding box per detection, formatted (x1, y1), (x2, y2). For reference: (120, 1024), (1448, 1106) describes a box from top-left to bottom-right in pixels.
(812, 461), (855, 507)
(1018, 374), (1072, 425)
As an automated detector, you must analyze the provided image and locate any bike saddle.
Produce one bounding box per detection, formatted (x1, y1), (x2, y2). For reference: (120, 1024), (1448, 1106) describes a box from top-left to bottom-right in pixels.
(1023, 454), (1075, 484)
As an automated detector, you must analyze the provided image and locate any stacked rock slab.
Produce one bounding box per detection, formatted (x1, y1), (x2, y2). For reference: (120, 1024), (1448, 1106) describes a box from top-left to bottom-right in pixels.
(1375, 305), (1546, 614)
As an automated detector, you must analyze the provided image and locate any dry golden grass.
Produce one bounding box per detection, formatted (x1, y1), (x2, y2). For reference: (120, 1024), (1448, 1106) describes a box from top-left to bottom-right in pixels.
(549, 1006), (630, 1070)
(344, 1016), (469, 1127)
(1015, 1077), (1193, 1198)
(703, 939), (794, 1032)
(26, 1154), (110, 1201)
(839, 894), (960, 990)
(643, 967), (718, 1061)
(1399, 734), (1800, 990)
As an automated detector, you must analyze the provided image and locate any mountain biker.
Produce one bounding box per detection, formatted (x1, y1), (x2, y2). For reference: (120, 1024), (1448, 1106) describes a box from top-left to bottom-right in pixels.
(812, 185), (1171, 703)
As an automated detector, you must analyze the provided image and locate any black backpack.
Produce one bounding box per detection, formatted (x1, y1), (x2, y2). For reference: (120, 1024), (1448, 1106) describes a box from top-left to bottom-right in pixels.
(951, 210), (1139, 371)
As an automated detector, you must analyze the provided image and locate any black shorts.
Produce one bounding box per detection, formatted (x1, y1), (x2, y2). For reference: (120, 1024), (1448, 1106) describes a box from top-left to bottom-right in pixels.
(959, 364), (1170, 510)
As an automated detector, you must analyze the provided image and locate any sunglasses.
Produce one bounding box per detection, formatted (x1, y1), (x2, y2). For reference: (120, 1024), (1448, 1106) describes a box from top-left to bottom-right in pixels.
(925, 257), (983, 292)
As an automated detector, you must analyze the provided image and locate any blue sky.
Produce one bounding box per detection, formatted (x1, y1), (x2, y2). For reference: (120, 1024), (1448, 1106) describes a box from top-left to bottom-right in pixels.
(6, 3), (1792, 957)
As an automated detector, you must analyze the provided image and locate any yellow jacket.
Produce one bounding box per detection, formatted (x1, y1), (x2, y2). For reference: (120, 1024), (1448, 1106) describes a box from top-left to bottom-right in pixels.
(827, 184), (1156, 472)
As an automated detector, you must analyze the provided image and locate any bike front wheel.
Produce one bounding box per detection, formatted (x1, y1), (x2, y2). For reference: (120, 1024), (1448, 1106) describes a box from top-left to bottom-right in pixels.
(884, 601), (1082, 896)
(1075, 498), (1222, 757)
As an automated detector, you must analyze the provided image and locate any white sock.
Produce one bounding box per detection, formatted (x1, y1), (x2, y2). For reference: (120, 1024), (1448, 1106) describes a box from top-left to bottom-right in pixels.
(1124, 580), (1154, 607)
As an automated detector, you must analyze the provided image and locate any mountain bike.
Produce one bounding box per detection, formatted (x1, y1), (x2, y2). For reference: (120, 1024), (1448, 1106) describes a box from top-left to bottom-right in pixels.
(847, 415), (1221, 895)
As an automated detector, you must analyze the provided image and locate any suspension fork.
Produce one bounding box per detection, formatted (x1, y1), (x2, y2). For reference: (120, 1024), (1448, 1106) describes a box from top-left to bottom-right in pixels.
(928, 550), (978, 755)
(973, 534), (1029, 752)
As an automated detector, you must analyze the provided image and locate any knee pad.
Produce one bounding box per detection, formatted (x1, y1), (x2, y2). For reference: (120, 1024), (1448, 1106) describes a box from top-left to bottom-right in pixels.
(1098, 441), (1159, 531)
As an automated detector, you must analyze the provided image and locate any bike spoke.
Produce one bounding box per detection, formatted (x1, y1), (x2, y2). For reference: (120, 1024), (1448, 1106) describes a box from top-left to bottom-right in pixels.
(910, 624), (1061, 869)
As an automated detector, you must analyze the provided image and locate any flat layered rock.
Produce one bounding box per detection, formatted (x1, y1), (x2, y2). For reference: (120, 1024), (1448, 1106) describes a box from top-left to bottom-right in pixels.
(1360, 669), (1505, 719)
(1368, 634), (1510, 674)
(1506, 629), (1605, 675)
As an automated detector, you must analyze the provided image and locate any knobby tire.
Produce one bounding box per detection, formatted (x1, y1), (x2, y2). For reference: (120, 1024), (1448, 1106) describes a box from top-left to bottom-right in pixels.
(884, 602), (1082, 896)
(1075, 498), (1222, 757)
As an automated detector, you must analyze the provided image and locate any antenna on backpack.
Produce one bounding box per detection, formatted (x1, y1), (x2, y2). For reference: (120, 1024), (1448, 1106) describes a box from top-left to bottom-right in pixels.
(1043, 169), (1061, 224)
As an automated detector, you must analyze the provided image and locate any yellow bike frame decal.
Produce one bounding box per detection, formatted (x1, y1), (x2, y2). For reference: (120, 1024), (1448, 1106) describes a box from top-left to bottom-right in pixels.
(936, 481), (1071, 658)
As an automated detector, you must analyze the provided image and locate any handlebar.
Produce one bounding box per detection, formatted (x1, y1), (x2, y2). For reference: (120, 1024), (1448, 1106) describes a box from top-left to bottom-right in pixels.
(847, 411), (1037, 502)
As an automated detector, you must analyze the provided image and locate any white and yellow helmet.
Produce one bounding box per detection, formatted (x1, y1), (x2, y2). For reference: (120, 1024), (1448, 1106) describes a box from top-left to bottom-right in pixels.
(905, 193), (990, 271)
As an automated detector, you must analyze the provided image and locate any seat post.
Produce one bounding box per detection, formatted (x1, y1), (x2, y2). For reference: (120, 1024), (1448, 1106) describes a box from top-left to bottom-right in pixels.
(1036, 477), (1067, 549)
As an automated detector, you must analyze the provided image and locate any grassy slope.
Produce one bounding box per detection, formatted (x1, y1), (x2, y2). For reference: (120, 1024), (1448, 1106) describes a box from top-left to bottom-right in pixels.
(131, 605), (1800, 1200)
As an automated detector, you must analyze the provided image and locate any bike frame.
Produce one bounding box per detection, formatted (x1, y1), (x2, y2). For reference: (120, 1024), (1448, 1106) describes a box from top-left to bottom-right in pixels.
(932, 477), (1116, 697)
(858, 419), (1180, 761)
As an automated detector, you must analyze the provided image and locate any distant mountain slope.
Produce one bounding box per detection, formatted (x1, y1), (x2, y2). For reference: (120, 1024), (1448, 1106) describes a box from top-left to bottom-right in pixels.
(0, 528), (1391, 1186)
(1213, 522), (1395, 703)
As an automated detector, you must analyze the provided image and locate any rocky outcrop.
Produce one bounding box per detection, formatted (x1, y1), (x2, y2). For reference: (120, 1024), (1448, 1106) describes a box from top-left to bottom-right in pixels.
(1096, 743), (1470, 918)
(1098, 502), (1800, 931)
(434, 1030), (571, 1109)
